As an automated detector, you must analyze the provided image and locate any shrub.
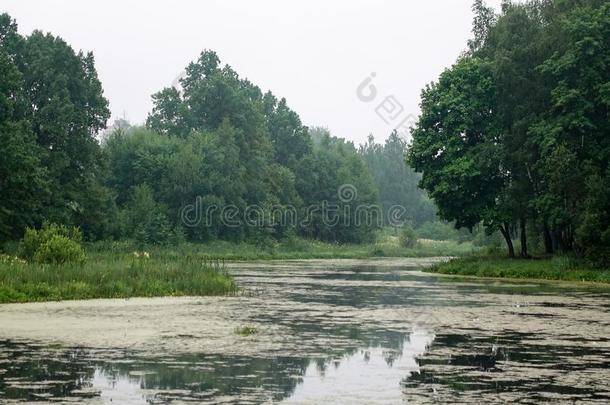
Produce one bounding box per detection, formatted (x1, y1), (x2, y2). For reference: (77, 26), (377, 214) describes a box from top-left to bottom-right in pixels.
(399, 225), (418, 248)
(34, 235), (86, 264)
(18, 223), (85, 264)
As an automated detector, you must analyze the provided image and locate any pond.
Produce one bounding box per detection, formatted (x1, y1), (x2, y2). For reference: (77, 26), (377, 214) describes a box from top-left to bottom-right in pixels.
(0, 258), (609, 403)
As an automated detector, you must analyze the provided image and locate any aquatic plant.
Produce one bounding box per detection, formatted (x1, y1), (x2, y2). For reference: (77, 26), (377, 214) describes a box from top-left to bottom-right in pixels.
(234, 326), (258, 336)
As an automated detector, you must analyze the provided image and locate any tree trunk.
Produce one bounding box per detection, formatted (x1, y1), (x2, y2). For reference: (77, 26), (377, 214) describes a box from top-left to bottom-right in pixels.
(552, 228), (559, 252)
(543, 223), (553, 255)
(520, 218), (529, 258)
(499, 223), (514, 258)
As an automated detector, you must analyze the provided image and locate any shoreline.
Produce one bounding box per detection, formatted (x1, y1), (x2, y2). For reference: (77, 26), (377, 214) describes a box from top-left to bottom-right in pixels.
(426, 256), (610, 285)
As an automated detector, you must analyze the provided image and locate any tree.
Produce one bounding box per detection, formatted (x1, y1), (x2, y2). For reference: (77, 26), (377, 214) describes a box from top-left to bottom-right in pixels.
(536, 1), (610, 260)
(147, 50), (277, 209)
(263, 92), (312, 168)
(295, 130), (380, 243)
(468, 0), (497, 53)
(407, 57), (513, 254)
(0, 13), (112, 239)
(409, 0), (610, 263)
(360, 131), (436, 227)
(0, 49), (48, 240)
(144, 51), (382, 243)
(18, 32), (110, 222)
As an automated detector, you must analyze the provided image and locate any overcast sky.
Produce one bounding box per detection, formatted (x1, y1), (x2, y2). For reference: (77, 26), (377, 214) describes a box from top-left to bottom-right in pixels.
(3, 0), (503, 145)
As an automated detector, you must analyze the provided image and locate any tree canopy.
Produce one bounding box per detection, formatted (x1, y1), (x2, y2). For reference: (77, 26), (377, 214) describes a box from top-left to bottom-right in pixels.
(0, 13), (112, 240)
(408, 0), (610, 264)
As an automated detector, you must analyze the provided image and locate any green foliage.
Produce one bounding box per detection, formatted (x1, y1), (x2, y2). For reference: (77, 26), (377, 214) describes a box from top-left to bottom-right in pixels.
(86, 235), (476, 262)
(360, 131), (437, 226)
(409, 0), (610, 265)
(34, 235), (85, 265)
(408, 57), (503, 232)
(471, 225), (504, 249)
(399, 225), (418, 249)
(0, 16), (406, 249)
(0, 253), (236, 303)
(295, 129), (381, 243)
(106, 117), (381, 245)
(4, 4), (607, 270)
(264, 93), (312, 168)
(429, 255), (610, 284)
(146, 50), (277, 218)
(234, 326), (258, 336)
(416, 221), (484, 244)
(0, 13), (112, 240)
(576, 172), (610, 267)
(0, 47), (48, 241)
(18, 223), (84, 264)
(125, 185), (173, 246)
(143, 51), (382, 244)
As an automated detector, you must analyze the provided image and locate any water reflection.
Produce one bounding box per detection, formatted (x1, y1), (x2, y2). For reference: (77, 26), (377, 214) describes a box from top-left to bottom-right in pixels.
(285, 328), (434, 404)
(0, 328), (434, 404)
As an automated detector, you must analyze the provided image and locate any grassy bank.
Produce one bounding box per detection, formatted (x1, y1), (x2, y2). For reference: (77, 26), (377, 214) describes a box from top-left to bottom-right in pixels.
(0, 234), (477, 304)
(427, 255), (610, 284)
(0, 254), (237, 304)
(87, 235), (477, 261)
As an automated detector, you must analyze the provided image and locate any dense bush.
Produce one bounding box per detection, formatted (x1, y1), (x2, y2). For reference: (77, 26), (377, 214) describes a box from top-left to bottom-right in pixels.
(34, 235), (86, 264)
(399, 225), (418, 248)
(18, 223), (85, 264)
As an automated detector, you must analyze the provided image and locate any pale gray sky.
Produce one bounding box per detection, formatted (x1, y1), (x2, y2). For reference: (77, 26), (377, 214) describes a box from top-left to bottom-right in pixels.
(3, 0), (503, 145)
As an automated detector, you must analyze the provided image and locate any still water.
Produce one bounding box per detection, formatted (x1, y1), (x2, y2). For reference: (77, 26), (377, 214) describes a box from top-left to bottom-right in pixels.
(0, 258), (609, 403)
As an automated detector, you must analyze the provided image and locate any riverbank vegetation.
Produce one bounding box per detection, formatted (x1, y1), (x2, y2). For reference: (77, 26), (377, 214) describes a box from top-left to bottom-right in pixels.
(84, 231), (476, 260)
(0, 251), (236, 304)
(0, 228), (473, 303)
(408, 0), (610, 268)
(0, 225), (237, 304)
(428, 256), (610, 284)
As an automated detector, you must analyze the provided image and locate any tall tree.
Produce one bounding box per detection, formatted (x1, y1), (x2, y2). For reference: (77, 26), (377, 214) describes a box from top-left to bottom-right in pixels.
(407, 57), (513, 255)
(0, 49), (48, 240)
(296, 129), (380, 243)
(1, 14), (112, 238)
(360, 131), (436, 226)
(409, 0), (610, 263)
(536, 1), (610, 261)
(263, 92), (312, 168)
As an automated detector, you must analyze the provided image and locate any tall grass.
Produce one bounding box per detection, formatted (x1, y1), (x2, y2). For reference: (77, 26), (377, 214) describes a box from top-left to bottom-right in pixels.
(427, 255), (610, 284)
(86, 234), (477, 261)
(0, 253), (237, 303)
